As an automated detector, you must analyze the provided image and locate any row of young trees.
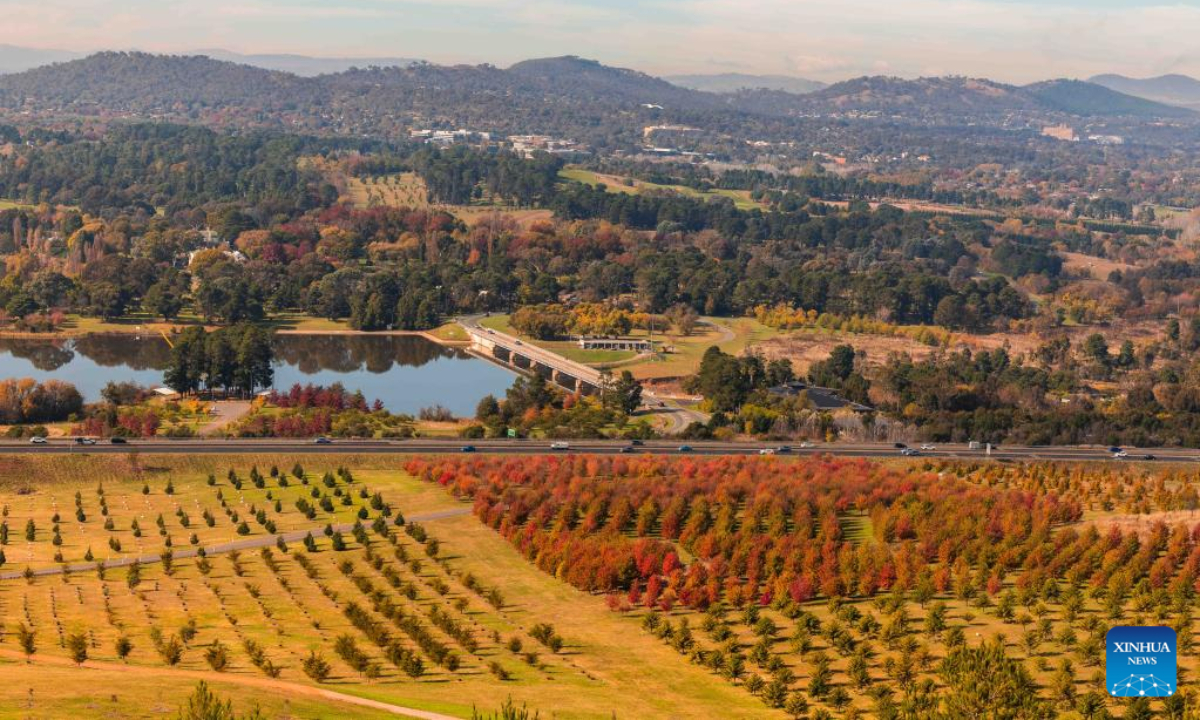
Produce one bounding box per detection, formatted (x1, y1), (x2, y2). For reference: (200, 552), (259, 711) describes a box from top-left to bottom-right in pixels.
(405, 455), (1084, 606)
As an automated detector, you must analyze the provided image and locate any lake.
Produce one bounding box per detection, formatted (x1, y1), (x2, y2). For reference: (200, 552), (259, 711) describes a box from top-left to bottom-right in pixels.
(0, 334), (516, 417)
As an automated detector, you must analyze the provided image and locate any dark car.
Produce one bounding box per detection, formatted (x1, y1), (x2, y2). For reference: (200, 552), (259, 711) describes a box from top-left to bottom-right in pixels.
(775, 446), (792, 454)
(460, 445), (477, 453)
(620, 445), (635, 454)
(74, 437), (96, 445)
(1142, 454), (1157, 461)
(314, 437), (333, 444)
(1108, 446), (1122, 454)
(109, 437), (127, 444)
(629, 439), (645, 446)
(678, 445), (693, 453)
(894, 442), (907, 449)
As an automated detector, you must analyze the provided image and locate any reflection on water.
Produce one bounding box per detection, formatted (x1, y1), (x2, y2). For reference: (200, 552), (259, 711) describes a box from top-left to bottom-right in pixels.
(0, 334), (514, 417)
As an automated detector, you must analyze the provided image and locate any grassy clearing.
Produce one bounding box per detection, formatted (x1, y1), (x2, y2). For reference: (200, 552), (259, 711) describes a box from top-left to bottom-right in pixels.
(427, 322), (469, 344)
(559, 168), (765, 211)
(344, 173), (432, 209)
(477, 314), (782, 379)
(2, 312), (356, 339)
(0, 454), (773, 719)
(478, 316), (639, 365)
(343, 173), (553, 228)
(629, 317), (780, 381)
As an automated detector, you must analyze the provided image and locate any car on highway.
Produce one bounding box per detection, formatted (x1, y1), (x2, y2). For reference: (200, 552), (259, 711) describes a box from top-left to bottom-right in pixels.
(1112, 450), (1128, 459)
(798, 442), (814, 449)
(900, 448), (920, 456)
(678, 445), (693, 453)
(109, 437), (127, 444)
(629, 439), (645, 446)
(758, 448), (775, 455)
(460, 445), (476, 453)
(776, 446), (792, 454)
(1108, 446), (1123, 454)
(1142, 454), (1157, 461)
(894, 442), (907, 449)
(920, 443), (936, 451)
(550, 441), (570, 450)
(620, 445), (635, 454)
(314, 437), (333, 444)
(29, 436), (47, 444)
(74, 438), (96, 445)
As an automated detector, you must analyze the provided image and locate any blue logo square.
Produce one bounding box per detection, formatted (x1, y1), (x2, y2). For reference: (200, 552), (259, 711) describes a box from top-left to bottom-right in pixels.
(1107, 626), (1177, 697)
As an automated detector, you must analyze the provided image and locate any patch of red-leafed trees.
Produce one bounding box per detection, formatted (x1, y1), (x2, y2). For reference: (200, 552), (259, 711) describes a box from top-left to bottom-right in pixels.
(266, 383), (380, 412)
(405, 456), (1088, 611)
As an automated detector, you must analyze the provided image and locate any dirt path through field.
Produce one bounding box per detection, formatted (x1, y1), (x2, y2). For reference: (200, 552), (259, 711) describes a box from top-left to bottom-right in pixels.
(0, 507), (472, 580)
(202, 401), (252, 436)
(0, 648), (461, 719)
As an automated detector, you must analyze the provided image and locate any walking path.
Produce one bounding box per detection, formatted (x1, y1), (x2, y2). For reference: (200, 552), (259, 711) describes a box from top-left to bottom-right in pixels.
(0, 648), (462, 719)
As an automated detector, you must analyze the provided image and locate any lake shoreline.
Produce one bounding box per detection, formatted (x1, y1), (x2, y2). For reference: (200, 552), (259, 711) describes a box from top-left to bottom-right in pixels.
(0, 331), (508, 417)
(0, 325), (472, 347)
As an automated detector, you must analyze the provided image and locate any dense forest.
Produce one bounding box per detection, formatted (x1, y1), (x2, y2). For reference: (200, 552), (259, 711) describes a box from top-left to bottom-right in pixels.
(0, 120), (1196, 443)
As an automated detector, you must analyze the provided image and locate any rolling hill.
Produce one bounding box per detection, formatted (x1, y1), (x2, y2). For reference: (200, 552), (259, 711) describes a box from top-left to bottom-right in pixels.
(0, 52), (1193, 151)
(194, 49), (419, 76)
(1090, 73), (1200, 110)
(1023, 78), (1194, 118)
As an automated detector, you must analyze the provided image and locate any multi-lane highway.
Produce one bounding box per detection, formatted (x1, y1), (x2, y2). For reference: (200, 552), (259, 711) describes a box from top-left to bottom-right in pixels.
(3, 438), (1196, 462)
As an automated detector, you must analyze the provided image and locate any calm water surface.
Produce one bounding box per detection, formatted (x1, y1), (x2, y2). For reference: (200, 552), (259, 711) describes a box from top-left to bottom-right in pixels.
(0, 334), (515, 417)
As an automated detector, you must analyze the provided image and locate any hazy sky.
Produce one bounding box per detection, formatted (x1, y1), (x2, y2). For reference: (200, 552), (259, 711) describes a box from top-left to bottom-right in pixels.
(5, 0), (1200, 82)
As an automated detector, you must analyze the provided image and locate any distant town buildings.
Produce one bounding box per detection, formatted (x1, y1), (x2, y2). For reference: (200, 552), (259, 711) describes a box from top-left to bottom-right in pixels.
(507, 135), (589, 158)
(577, 338), (655, 353)
(1041, 125), (1079, 142)
(409, 128), (492, 146)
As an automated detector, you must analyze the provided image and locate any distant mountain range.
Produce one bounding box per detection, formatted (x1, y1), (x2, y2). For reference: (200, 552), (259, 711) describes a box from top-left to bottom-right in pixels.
(789, 75), (1193, 119)
(0, 51), (1192, 150)
(0, 44), (81, 74)
(0, 44), (416, 77)
(1090, 73), (1200, 110)
(665, 73), (826, 95)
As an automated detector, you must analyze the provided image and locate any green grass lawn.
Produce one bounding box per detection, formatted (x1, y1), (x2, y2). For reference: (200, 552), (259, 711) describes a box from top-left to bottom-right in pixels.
(478, 314), (783, 378)
(478, 315), (640, 365)
(627, 317), (781, 380)
(559, 168), (764, 211)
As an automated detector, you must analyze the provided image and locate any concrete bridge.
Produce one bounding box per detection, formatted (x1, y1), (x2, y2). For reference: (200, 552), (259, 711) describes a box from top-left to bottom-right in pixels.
(462, 317), (603, 395)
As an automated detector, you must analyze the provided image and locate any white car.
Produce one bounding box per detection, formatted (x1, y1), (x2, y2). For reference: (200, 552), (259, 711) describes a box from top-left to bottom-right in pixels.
(798, 441), (814, 449)
(758, 448), (775, 455)
(29, 436), (47, 444)
(1113, 450), (1128, 459)
(550, 441), (570, 450)
(920, 443), (936, 451)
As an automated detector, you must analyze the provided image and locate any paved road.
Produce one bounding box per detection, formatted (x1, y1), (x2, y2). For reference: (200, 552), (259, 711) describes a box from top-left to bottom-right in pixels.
(0, 507), (471, 580)
(1, 438), (1196, 463)
(460, 314), (603, 385)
